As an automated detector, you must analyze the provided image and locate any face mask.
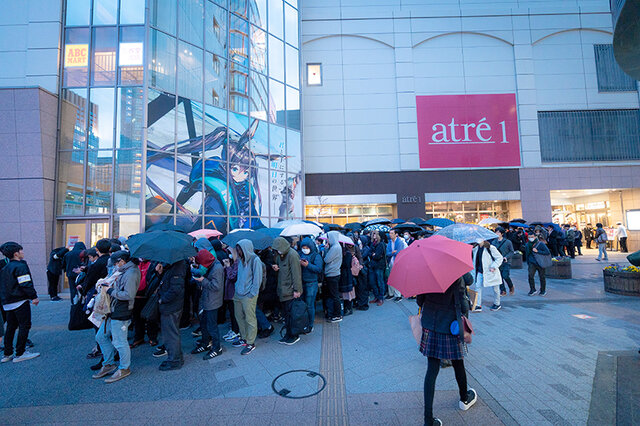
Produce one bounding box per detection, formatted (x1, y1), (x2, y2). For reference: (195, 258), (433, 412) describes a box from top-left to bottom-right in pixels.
(528, 237), (535, 242)
(404, 234), (410, 240)
(301, 248), (311, 255)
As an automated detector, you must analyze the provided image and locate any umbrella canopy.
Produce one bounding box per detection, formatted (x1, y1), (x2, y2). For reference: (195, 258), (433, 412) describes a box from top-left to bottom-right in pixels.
(255, 227), (283, 239)
(272, 219), (308, 229)
(508, 222), (529, 228)
(425, 217), (455, 228)
(364, 218), (392, 226)
(146, 223), (186, 233)
(188, 229), (223, 239)
(391, 218), (406, 224)
(510, 218), (527, 223)
(434, 223), (499, 244)
(393, 223), (423, 233)
(529, 221), (544, 227)
(478, 217), (503, 226)
(222, 230), (273, 250)
(388, 235), (474, 296)
(408, 217), (429, 225)
(318, 233), (354, 245)
(543, 222), (562, 232)
(364, 223), (391, 233)
(344, 222), (364, 231)
(320, 223), (344, 232)
(128, 231), (197, 264)
(280, 222), (322, 237)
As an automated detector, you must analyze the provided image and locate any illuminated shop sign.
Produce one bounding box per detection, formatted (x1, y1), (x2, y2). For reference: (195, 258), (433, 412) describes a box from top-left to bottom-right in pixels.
(416, 94), (521, 168)
(64, 44), (89, 67)
(119, 42), (143, 66)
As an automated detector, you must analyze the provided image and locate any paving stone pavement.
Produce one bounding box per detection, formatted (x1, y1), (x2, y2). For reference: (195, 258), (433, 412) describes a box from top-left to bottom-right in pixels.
(0, 248), (638, 425)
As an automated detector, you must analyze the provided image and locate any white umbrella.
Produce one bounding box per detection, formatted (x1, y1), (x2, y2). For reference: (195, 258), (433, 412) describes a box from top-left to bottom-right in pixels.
(338, 234), (354, 245)
(273, 219), (307, 229)
(280, 222), (322, 237)
(478, 217), (503, 225)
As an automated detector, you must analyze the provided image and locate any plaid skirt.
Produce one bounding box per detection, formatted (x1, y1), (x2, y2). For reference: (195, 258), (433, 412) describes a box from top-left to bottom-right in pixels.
(419, 328), (464, 360)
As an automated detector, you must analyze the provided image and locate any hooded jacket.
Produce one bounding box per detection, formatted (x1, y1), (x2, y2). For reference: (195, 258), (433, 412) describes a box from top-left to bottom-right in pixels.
(195, 238), (214, 254)
(63, 242), (86, 276)
(81, 253), (109, 295)
(272, 237), (303, 302)
(198, 255), (224, 311)
(211, 239), (229, 261)
(323, 231), (342, 278)
(158, 260), (187, 314)
(107, 261), (140, 320)
(234, 239), (263, 299)
(369, 238), (386, 270)
(298, 237), (323, 284)
(339, 249), (354, 293)
(47, 247), (69, 275)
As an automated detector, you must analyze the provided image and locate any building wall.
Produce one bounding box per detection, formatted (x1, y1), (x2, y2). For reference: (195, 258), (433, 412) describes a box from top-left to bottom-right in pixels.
(0, 0), (62, 93)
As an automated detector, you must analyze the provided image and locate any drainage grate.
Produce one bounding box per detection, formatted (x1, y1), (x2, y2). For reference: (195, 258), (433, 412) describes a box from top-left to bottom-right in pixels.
(271, 369), (327, 399)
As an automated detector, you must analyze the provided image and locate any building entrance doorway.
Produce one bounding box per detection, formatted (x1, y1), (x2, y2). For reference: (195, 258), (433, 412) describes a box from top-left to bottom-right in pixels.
(59, 219), (110, 289)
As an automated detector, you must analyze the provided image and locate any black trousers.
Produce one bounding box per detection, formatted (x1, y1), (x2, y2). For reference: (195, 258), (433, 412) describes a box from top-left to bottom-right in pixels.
(528, 263), (546, 292)
(325, 276), (341, 318)
(585, 238), (593, 249)
(46, 271), (60, 298)
(3, 302), (32, 357)
(132, 297), (159, 342)
(282, 299), (298, 338)
(567, 241), (575, 258)
(620, 237), (628, 253)
(354, 270), (369, 307)
(424, 357), (468, 423)
(161, 310), (183, 364)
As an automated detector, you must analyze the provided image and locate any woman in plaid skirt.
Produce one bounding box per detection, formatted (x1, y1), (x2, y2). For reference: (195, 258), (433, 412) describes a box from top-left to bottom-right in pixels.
(416, 273), (477, 426)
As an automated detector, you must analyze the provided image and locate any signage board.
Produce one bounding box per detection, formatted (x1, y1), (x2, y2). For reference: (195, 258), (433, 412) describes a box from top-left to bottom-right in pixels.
(416, 94), (521, 169)
(119, 42), (143, 66)
(64, 44), (89, 67)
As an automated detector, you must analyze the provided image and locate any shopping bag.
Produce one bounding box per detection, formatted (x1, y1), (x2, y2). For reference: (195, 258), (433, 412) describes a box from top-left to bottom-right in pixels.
(68, 298), (93, 331)
(409, 311), (422, 344)
(141, 292), (160, 322)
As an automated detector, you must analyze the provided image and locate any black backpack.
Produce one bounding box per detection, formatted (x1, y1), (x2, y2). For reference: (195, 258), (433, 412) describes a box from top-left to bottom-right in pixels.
(288, 299), (309, 336)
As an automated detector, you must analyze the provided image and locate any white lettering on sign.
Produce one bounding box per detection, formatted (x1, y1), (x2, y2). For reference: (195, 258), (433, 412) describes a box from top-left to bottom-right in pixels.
(430, 117), (510, 145)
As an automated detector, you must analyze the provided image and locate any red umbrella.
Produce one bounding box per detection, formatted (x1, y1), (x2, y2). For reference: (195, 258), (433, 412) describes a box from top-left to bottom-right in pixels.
(388, 235), (473, 296)
(189, 229), (223, 239)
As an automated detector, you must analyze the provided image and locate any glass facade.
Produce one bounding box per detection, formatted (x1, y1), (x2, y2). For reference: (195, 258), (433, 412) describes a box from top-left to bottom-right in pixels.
(59, 0), (302, 234)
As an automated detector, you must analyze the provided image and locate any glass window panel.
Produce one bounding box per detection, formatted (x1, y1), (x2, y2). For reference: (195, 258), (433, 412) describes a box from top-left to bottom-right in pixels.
(268, 0), (283, 40)
(88, 87), (115, 149)
(93, 0), (117, 25)
(284, 3), (298, 47)
(86, 149), (113, 214)
(176, 99), (204, 153)
(286, 0), (297, 8)
(307, 63), (321, 85)
(250, 0), (267, 29)
(269, 122), (285, 158)
(286, 129), (300, 175)
(114, 150), (142, 213)
(269, 78), (285, 125)
(287, 173), (302, 219)
(149, 29), (176, 93)
(250, 72), (268, 121)
(268, 35), (284, 82)
(205, 1), (227, 56)
(229, 0), (248, 19)
(66, 0), (91, 26)
(91, 26), (117, 86)
(229, 15), (249, 67)
(251, 118), (269, 168)
(250, 25), (267, 73)
(205, 53), (228, 108)
(285, 85), (299, 130)
(178, 0), (204, 47)
(147, 89), (176, 150)
(251, 166), (270, 219)
(114, 214), (140, 238)
(176, 154), (203, 216)
(270, 169), (286, 221)
(63, 27), (90, 87)
(178, 42), (204, 101)
(211, 0), (227, 8)
(285, 44), (299, 88)
(57, 150), (85, 215)
(149, 0), (176, 35)
(204, 104), (227, 158)
(228, 111), (250, 165)
(60, 88), (88, 150)
(146, 214), (175, 229)
(199, 160), (228, 230)
(119, 0), (146, 24)
(146, 149), (175, 214)
(229, 62), (249, 115)
(118, 26), (144, 85)
(116, 87), (144, 149)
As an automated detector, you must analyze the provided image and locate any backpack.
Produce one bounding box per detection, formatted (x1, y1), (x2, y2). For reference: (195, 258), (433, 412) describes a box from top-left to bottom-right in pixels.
(288, 298), (309, 336)
(596, 230), (608, 243)
(351, 256), (362, 277)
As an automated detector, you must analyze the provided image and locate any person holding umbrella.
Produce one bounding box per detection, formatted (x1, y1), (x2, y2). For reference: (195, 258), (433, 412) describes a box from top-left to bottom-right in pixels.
(156, 259), (189, 370)
(491, 227), (515, 296)
(472, 240), (504, 312)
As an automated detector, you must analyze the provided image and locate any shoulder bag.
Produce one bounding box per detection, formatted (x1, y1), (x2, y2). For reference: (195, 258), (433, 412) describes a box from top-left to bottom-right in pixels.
(453, 287), (474, 344)
(533, 242), (553, 269)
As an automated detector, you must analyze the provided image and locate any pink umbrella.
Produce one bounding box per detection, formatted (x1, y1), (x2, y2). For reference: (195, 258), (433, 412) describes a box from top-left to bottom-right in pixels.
(189, 229), (223, 239)
(388, 235), (473, 297)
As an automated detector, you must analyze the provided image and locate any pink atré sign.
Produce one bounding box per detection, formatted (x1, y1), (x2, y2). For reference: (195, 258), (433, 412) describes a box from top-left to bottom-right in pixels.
(416, 94), (521, 169)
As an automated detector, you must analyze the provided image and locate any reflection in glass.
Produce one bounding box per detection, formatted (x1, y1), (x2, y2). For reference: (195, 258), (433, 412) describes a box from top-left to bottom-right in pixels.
(66, 0), (90, 26)
(286, 129), (301, 176)
(177, 155), (203, 215)
(229, 0), (248, 19)
(205, 1), (227, 56)
(268, 35), (284, 82)
(93, 0), (117, 25)
(268, 0), (283, 40)
(86, 150), (113, 214)
(205, 54), (227, 107)
(114, 150), (142, 213)
(146, 214), (175, 229)
(176, 99), (204, 153)
(269, 78), (285, 126)
(149, 0), (177, 35)
(289, 172), (303, 218)
(178, 42), (204, 101)
(228, 111), (249, 164)
(269, 123), (286, 158)
(91, 27), (117, 86)
(250, 0), (267, 29)
(284, 3), (298, 47)
(149, 29), (176, 93)
(286, 0), (297, 8)
(120, 0), (146, 24)
(178, 0), (204, 47)
(57, 150), (85, 215)
(250, 72), (268, 121)
(114, 215), (141, 237)
(119, 26), (144, 85)
(147, 89), (176, 150)
(229, 15), (249, 67)
(204, 104), (227, 158)
(63, 27), (90, 87)
(250, 25), (267, 73)
(229, 62), (249, 115)
(88, 88), (115, 149)
(251, 119), (269, 169)
(116, 87), (144, 149)
(286, 85), (300, 130)
(285, 44), (299, 88)
(60, 88), (87, 150)
(146, 150), (175, 215)
(270, 169), (286, 222)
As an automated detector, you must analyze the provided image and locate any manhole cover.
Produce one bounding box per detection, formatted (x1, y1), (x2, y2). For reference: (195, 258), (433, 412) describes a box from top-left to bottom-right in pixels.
(271, 369), (326, 399)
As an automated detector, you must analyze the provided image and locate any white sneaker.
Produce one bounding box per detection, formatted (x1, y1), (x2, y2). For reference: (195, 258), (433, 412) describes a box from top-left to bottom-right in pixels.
(1, 355), (14, 363)
(459, 389), (477, 411)
(223, 331), (238, 342)
(12, 351), (40, 363)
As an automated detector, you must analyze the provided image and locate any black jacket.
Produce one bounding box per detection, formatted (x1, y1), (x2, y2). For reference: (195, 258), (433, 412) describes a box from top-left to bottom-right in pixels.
(158, 260), (187, 315)
(339, 251), (354, 293)
(0, 260), (38, 305)
(47, 247), (69, 275)
(417, 275), (470, 335)
(369, 241), (386, 270)
(81, 254), (109, 295)
(63, 242), (86, 277)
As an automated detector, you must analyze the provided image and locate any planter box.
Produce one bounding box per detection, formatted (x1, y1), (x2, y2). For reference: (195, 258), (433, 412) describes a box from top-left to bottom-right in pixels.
(603, 269), (640, 296)
(546, 260), (572, 279)
(511, 252), (523, 269)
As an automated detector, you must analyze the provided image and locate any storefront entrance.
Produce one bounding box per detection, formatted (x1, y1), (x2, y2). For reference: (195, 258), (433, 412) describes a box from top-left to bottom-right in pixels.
(62, 220), (110, 249)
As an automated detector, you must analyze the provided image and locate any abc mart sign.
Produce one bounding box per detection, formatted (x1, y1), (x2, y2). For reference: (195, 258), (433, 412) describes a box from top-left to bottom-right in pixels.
(416, 94), (521, 169)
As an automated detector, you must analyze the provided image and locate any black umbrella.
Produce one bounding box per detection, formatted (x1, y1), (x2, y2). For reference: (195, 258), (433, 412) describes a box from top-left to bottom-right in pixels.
(391, 218), (405, 224)
(408, 217), (428, 225)
(222, 230), (273, 250)
(146, 223), (186, 233)
(393, 223), (423, 233)
(128, 231), (197, 264)
(529, 221), (544, 227)
(510, 218), (527, 223)
(320, 223), (344, 232)
(344, 222), (363, 231)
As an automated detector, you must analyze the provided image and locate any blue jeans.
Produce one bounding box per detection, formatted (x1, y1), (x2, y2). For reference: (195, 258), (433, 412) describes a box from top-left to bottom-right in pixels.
(200, 309), (220, 350)
(256, 307), (271, 330)
(369, 268), (385, 301)
(303, 282), (318, 327)
(96, 318), (131, 370)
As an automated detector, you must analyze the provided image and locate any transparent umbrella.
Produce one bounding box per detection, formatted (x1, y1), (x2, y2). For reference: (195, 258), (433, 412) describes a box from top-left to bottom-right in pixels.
(433, 223), (499, 244)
